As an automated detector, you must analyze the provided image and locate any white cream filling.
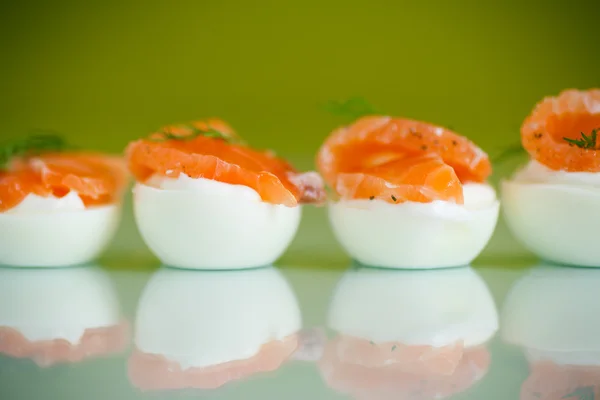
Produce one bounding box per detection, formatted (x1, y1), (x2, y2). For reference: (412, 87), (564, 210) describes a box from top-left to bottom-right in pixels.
(462, 183), (498, 210)
(6, 191), (85, 214)
(146, 173), (262, 201)
(512, 160), (600, 186)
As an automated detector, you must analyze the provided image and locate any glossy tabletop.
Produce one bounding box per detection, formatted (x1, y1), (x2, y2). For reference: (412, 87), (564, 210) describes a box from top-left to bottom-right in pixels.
(0, 202), (595, 400)
(2, 263), (596, 399)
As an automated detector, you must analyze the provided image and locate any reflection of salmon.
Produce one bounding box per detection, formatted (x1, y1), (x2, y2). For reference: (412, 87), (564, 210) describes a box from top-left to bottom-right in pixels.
(521, 89), (600, 172)
(0, 153), (128, 212)
(319, 335), (490, 400)
(128, 334), (298, 391)
(0, 322), (128, 367)
(126, 119), (325, 206)
(324, 335), (464, 375)
(316, 116), (490, 204)
(521, 361), (600, 400)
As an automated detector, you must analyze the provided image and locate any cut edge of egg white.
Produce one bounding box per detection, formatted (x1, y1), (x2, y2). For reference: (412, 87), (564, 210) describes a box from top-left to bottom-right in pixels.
(329, 183), (500, 269)
(133, 174), (301, 270)
(0, 191), (121, 267)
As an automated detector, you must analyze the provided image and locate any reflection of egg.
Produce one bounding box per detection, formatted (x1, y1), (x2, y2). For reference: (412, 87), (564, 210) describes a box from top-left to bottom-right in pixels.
(133, 176), (301, 269)
(503, 161), (600, 266)
(0, 265), (127, 366)
(320, 266), (498, 399)
(128, 266), (301, 390)
(0, 195), (121, 267)
(328, 184), (499, 269)
(501, 265), (600, 399)
(329, 266), (498, 347)
(502, 266), (600, 365)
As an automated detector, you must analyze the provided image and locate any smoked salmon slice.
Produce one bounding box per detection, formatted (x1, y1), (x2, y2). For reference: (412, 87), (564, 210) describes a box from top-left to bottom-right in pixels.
(0, 152), (127, 212)
(521, 88), (600, 172)
(317, 116), (490, 204)
(126, 119), (325, 206)
(335, 153), (464, 204)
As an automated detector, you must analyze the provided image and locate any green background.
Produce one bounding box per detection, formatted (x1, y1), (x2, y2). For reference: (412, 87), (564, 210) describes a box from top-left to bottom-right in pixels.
(1, 0), (599, 267)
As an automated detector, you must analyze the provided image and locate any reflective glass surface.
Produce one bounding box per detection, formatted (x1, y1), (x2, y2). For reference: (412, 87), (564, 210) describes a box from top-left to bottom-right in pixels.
(2, 258), (596, 400)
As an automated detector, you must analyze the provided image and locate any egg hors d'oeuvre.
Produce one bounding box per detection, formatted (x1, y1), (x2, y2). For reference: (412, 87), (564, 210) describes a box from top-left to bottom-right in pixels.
(0, 265), (128, 366)
(0, 135), (127, 267)
(502, 265), (600, 399)
(319, 266), (498, 399)
(128, 266), (301, 391)
(126, 120), (324, 270)
(317, 117), (499, 269)
(503, 89), (600, 266)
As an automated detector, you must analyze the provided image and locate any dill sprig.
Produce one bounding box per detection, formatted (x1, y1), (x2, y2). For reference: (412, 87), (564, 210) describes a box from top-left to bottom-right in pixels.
(1, 132), (68, 170)
(564, 128), (599, 149)
(322, 96), (381, 120)
(151, 124), (237, 143)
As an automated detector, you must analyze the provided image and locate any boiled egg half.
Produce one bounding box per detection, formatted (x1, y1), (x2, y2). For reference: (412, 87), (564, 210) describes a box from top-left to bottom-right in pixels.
(0, 150), (126, 267)
(317, 116), (499, 269)
(126, 120), (324, 270)
(502, 88), (600, 267)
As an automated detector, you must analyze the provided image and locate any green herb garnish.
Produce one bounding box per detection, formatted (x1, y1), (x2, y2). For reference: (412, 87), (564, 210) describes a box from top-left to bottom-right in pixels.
(322, 96), (380, 120)
(152, 124), (236, 143)
(1, 132), (68, 170)
(562, 386), (595, 400)
(391, 195), (397, 202)
(564, 128), (599, 149)
(492, 142), (527, 164)
(391, 345), (397, 352)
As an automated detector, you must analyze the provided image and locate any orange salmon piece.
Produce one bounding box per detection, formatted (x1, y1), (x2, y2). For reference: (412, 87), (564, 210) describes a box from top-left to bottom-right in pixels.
(127, 119), (325, 206)
(0, 153), (127, 212)
(521, 88), (600, 172)
(317, 116), (491, 188)
(335, 153), (464, 204)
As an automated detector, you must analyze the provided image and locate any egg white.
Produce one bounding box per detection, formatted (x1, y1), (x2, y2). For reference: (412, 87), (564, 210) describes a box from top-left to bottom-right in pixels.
(0, 192), (121, 267)
(328, 266), (498, 347)
(501, 265), (600, 366)
(0, 265), (121, 343)
(328, 183), (499, 269)
(133, 176), (301, 270)
(503, 160), (600, 267)
(133, 266), (301, 370)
